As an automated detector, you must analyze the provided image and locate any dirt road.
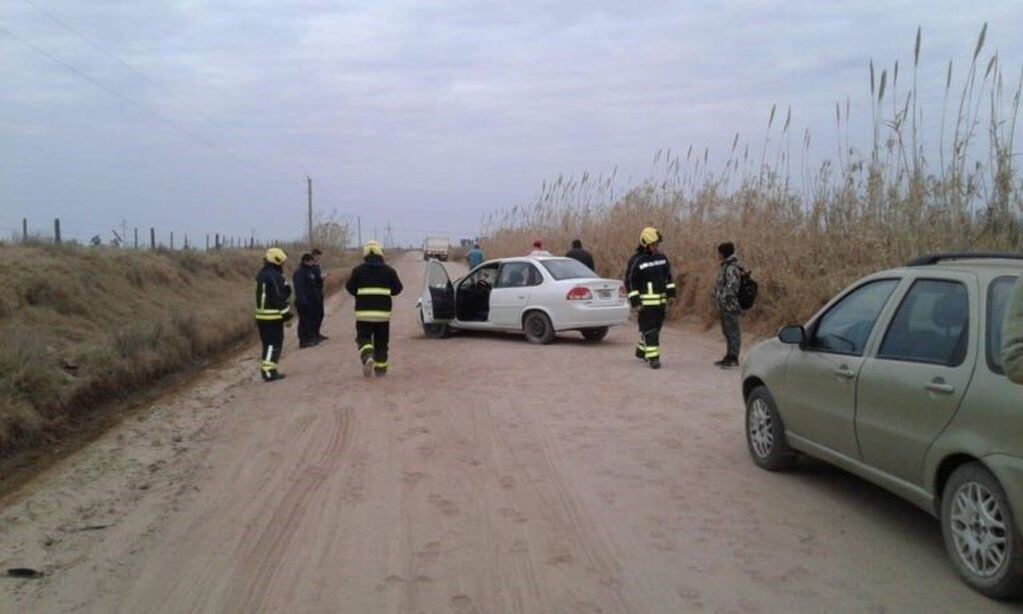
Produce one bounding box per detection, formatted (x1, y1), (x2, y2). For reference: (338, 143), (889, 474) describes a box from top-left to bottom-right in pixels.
(0, 253), (1012, 613)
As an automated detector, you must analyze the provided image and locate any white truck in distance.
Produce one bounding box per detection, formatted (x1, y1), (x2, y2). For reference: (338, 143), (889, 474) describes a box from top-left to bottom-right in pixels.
(423, 237), (450, 261)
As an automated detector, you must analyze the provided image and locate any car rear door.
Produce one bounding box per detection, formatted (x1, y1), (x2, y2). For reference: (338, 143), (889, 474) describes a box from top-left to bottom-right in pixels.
(780, 278), (901, 459)
(855, 273), (978, 486)
(489, 261), (538, 328)
(421, 259), (454, 324)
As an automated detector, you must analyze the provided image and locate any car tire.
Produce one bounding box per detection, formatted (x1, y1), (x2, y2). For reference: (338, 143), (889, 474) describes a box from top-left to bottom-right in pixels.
(941, 462), (1023, 599)
(419, 308), (450, 339)
(523, 311), (555, 344)
(745, 386), (797, 471)
(580, 327), (609, 342)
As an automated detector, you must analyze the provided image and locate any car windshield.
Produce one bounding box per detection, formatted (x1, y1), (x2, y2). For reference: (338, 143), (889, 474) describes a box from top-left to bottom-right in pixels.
(988, 276), (1018, 374)
(541, 258), (596, 280)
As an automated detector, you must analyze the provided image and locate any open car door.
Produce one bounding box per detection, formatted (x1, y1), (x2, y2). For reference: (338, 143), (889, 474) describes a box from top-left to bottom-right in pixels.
(421, 259), (455, 324)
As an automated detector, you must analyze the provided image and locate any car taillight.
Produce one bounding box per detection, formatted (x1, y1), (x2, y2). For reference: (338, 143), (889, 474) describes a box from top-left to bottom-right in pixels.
(566, 287), (593, 300)
(619, 285), (626, 299)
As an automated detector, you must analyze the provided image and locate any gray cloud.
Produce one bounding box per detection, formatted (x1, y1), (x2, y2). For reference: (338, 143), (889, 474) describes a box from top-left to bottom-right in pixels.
(1, 0), (1021, 246)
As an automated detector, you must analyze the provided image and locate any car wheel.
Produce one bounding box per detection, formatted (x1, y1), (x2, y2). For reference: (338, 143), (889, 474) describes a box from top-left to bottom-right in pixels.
(419, 308), (449, 339)
(580, 327), (609, 342)
(941, 463), (1023, 599)
(523, 311), (555, 344)
(745, 386), (796, 471)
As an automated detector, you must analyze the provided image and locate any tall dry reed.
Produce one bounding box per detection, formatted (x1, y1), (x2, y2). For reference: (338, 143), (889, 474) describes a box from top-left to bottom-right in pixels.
(482, 25), (1022, 333)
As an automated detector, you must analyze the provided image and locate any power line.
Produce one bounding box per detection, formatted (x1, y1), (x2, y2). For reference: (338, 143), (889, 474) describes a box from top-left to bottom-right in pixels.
(19, 0), (291, 167)
(0, 25), (274, 175)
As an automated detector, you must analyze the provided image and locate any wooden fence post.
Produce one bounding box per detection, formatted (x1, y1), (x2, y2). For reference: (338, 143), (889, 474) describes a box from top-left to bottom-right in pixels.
(215, 233), (220, 250)
(134, 227), (138, 249)
(22, 218), (27, 243)
(54, 218), (61, 244)
(150, 227), (156, 250)
(170, 232), (175, 250)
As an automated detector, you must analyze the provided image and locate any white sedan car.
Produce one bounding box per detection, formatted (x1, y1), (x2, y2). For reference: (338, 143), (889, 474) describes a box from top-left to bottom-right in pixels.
(417, 256), (629, 343)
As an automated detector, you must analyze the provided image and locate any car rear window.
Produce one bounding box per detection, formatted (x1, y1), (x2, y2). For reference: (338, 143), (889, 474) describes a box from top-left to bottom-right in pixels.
(541, 258), (596, 280)
(988, 276), (1019, 375)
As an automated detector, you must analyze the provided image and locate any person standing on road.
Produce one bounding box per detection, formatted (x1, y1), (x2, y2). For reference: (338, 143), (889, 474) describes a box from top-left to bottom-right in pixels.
(255, 247), (292, 382)
(345, 240), (403, 377)
(467, 242), (485, 270)
(713, 242), (743, 368)
(293, 253), (322, 349)
(1004, 276), (1023, 384)
(625, 227), (676, 370)
(311, 248), (328, 342)
(527, 239), (551, 256)
(565, 239), (595, 271)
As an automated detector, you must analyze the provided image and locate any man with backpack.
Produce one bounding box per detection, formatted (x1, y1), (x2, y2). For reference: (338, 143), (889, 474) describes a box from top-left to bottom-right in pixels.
(713, 241), (746, 368)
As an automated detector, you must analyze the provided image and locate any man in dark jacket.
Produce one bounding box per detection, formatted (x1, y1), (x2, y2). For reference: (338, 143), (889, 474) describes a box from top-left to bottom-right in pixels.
(255, 248), (293, 382)
(565, 239), (595, 271)
(624, 227), (676, 370)
(293, 253), (323, 348)
(310, 248), (328, 341)
(345, 240), (403, 377)
(713, 242), (743, 368)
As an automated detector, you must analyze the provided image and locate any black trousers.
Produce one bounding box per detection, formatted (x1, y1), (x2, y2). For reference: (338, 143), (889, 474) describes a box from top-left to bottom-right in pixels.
(297, 302), (318, 344)
(636, 307), (665, 361)
(257, 321), (284, 379)
(720, 309), (742, 359)
(312, 300), (325, 337)
(356, 321), (390, 371)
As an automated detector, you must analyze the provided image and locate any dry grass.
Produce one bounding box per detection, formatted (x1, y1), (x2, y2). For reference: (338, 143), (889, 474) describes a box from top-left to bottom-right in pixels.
(0, 244), (351, 455)
(482, 25), (1022, 333)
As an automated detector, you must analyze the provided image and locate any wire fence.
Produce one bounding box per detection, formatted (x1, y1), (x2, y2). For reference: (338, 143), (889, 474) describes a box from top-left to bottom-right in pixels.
(3, 216), (292, 252)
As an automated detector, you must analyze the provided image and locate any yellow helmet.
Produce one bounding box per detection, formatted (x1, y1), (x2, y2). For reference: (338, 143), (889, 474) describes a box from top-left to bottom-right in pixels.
(640, 226), (662, 247)
(363, 240), (384, 257)
(265, 247), (288, 265)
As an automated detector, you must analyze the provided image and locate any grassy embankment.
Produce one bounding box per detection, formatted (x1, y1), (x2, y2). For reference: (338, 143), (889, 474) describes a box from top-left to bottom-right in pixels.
(483, 25), (1022, 333)
(0, 244), (349, 455)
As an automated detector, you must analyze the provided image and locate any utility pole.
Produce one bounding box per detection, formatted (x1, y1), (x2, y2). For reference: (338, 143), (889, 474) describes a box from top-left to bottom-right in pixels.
(357, 215), (362, 247)
(22, 218), (27, 243)
(170, 231), (175, 250)
(307, 176), (314, 249)
(54, 218), (61, 244)
(134, 227), (138, 249)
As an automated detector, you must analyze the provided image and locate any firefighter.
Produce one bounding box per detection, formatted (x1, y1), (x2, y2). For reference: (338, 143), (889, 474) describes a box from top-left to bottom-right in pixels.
(345, 240), (403, 377)
(624, 227), (676, 369)
(255, 247), (293, 382)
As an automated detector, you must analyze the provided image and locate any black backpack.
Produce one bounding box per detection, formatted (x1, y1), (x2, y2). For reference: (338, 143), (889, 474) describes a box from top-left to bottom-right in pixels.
(737, 267), (758, 310)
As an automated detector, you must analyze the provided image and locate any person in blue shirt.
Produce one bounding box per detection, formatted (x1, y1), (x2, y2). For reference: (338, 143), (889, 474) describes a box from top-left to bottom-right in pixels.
(467, 242), (485, 270)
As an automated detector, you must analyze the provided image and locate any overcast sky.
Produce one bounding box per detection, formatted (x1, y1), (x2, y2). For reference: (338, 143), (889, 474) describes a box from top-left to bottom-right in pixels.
(2, 1), (1021, 248)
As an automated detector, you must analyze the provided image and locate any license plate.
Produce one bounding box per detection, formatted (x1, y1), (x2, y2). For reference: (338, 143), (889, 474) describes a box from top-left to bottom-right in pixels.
(597, 289), (612, 299)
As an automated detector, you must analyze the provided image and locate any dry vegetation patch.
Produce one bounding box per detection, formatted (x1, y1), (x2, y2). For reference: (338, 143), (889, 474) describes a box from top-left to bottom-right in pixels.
(0, 245), (351, 455)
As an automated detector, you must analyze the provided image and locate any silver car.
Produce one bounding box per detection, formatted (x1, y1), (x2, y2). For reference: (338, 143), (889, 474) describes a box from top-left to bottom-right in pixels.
(741, 253), (1023, 598)
(417, 256), (629, 343)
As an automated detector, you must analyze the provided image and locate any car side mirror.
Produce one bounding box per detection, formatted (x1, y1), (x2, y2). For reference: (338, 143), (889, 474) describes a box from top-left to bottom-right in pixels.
(778, 325), (806, 345)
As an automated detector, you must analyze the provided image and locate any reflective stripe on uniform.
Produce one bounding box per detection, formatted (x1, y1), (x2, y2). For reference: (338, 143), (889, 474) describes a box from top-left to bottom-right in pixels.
(374, 361), (388, 368)
(357, 287), (392, 296)
(359, 344), (374, 354)
(665, 283), (676, 289)
(644, 346), (660, 357)
(628, 290), (640, 298)
(355, 310), (391, 321)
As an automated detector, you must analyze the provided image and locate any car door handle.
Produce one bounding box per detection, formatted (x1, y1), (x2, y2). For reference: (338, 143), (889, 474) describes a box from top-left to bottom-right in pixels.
(834, 366), (856, 380)
(925, 380), (956, 394)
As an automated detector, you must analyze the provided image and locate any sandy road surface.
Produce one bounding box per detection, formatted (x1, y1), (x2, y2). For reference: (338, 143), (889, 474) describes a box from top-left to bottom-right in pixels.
(0, 252), (1013, 613)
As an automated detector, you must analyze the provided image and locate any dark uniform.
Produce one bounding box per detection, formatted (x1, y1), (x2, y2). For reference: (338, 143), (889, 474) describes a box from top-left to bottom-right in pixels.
(254, 262), (292, 380)
(565, 246), (595, 271)
(311, 262), (325, 339)
(625, 247), (676, 366)
(345, 253), (403, 375)
(293, 263), (323, 347)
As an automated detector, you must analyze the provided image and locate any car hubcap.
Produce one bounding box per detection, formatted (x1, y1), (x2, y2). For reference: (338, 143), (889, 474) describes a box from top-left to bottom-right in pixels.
(950, 481), (1009, 578)
(748, 398), (774, 458)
